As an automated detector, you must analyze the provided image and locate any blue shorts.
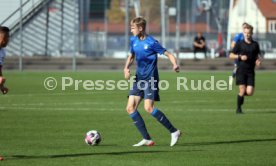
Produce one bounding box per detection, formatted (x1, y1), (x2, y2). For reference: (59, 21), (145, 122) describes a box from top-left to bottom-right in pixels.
(128, 80), (160, 101)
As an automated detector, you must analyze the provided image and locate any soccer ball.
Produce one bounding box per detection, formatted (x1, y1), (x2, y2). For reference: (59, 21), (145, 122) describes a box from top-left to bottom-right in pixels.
(85, 130), (101, 146)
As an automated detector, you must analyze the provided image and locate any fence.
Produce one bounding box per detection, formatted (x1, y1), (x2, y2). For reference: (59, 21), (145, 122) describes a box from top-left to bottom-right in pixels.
(1, 0), (276, 60)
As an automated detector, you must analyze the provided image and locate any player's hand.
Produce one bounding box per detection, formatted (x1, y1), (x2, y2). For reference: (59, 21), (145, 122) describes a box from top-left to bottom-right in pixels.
(240, 55), (248, 61)
(124, 68), (131, 80)
(173, 65), (180, 73)
(256, 59), (261, 66)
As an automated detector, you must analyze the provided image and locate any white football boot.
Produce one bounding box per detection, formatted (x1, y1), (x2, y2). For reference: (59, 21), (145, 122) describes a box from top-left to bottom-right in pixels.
(170, 130), (181, 146)
(133, 139), (155, 147)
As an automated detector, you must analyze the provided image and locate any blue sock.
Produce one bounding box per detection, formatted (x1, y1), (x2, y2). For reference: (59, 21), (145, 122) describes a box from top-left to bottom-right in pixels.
(130, 111), (151, 140)
(151, 108), (177, 133)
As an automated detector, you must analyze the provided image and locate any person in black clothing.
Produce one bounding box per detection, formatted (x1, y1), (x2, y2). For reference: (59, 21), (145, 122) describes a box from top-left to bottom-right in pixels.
(0, 26), (9, 94)
(193, 32), (207, 59)
(230, 24), (261, 114)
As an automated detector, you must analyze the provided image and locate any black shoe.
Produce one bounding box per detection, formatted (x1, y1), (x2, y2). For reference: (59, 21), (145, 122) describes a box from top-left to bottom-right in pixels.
(236, 108), (243, 114)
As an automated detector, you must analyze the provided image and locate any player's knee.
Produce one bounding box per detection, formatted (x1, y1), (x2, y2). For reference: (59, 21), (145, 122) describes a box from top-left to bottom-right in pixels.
(246, 91), (254, 96)
(126, 106), (135, 114)
(239, 91), (246, 96)
(144, 105), (153, 113)
(246, 87), (254, 96)
(239, 89), (246, 96)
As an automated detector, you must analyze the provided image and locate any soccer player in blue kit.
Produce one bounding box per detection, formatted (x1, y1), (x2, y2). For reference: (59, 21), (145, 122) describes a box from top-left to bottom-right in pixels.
(124, 17), (181, 146)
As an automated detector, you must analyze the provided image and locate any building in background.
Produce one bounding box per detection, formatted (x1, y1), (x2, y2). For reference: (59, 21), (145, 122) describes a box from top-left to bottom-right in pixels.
(229, 0), (276, 54)
(0, 0), (275, 58)
(229, 0), (276, 34)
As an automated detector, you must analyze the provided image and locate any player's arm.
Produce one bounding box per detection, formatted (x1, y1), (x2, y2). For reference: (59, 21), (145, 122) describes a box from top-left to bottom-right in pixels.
(193, 41), (201, 48)
(199, 37), (206, 48)
(229, 42), (247, 61)
(229, 42), (239, 59)
(229, 52), (239, 59)
(164, 51), (180, 72)
(255, 56), (261, 67)
(229, 53), (247, 61)
(123, 53), (135, 80)
(231, 33), (240, 49)
(255, 44), (262, 67)
(231, 40), (236, 49)
(200, 40), (205, 47)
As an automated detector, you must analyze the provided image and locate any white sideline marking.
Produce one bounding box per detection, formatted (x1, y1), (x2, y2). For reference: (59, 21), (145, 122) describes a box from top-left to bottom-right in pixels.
(0, 107), (275, 112)
(0, 107), (121, 111)
(7, 101), (118, 107)
(4, 91), (125, 97)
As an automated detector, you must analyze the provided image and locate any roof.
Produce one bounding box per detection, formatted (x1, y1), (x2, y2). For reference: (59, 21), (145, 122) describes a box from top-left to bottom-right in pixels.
(257, 0), (276, 19)
(86, 21), (214, 34)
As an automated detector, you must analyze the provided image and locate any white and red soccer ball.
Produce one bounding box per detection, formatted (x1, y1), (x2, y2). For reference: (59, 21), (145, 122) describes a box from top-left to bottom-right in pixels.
(85, 130), (101, 146)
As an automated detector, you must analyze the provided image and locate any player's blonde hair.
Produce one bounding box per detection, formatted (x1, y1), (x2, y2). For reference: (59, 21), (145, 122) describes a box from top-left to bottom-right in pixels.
(131, 17), (147, 31)
(242, 22), (249, 27)
(244, 24), (254, 33)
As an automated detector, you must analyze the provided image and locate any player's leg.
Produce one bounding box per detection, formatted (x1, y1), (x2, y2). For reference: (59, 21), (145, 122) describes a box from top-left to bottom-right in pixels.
(144, 99), (177, 133)
(126, 95), (141, 114)
(0, 86), (8, 94)
(246, 86), (254, 96)
(0, 67), (8, 94)
(245, 72), (255, 96)
(236, 69), (246, 114)
(144, 99), (181, 146)
(145, 80), (181, 146)
(237, 85), (246, 114)
(0, 66), (3, 86)
(0, 76), (8, 94)
(126, 95), (154, 146)
(0, 76), (4, 86)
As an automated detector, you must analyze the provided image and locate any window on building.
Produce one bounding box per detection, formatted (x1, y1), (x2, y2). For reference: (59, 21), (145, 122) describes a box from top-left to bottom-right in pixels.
(268, 20), (276, 33)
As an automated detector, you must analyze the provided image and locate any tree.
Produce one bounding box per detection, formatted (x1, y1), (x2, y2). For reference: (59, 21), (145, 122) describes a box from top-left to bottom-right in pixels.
(107, 0), (125, 23)
(140, 0), (173, 24)
(107, 0), (173, 24)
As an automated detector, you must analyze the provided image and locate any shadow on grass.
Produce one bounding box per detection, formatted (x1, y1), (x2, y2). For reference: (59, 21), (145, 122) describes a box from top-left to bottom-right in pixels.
(181, 138), (276, 146)
(8, 149), (201, 160)
(249, 111), (276, 114)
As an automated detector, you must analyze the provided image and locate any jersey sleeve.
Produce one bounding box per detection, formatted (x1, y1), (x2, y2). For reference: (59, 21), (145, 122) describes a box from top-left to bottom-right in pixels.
(232, 41), (240, 54)
(256, 43), (261, 55)
(152, 40), (166, 55)
(255, 42), (261, 59)
(232, 33), (241, 42)
(0, 49), (6, 66)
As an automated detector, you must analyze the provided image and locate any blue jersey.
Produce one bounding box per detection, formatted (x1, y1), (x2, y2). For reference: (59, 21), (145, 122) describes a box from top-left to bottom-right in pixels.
(0, 48), (6, 66)
(231, 33), (244, 62)
(130, 35), (166, 81)
(233, 32), (244, 43)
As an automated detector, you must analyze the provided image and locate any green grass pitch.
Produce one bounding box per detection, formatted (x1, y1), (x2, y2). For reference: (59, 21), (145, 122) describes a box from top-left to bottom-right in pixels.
(0, 71), (276, 166)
